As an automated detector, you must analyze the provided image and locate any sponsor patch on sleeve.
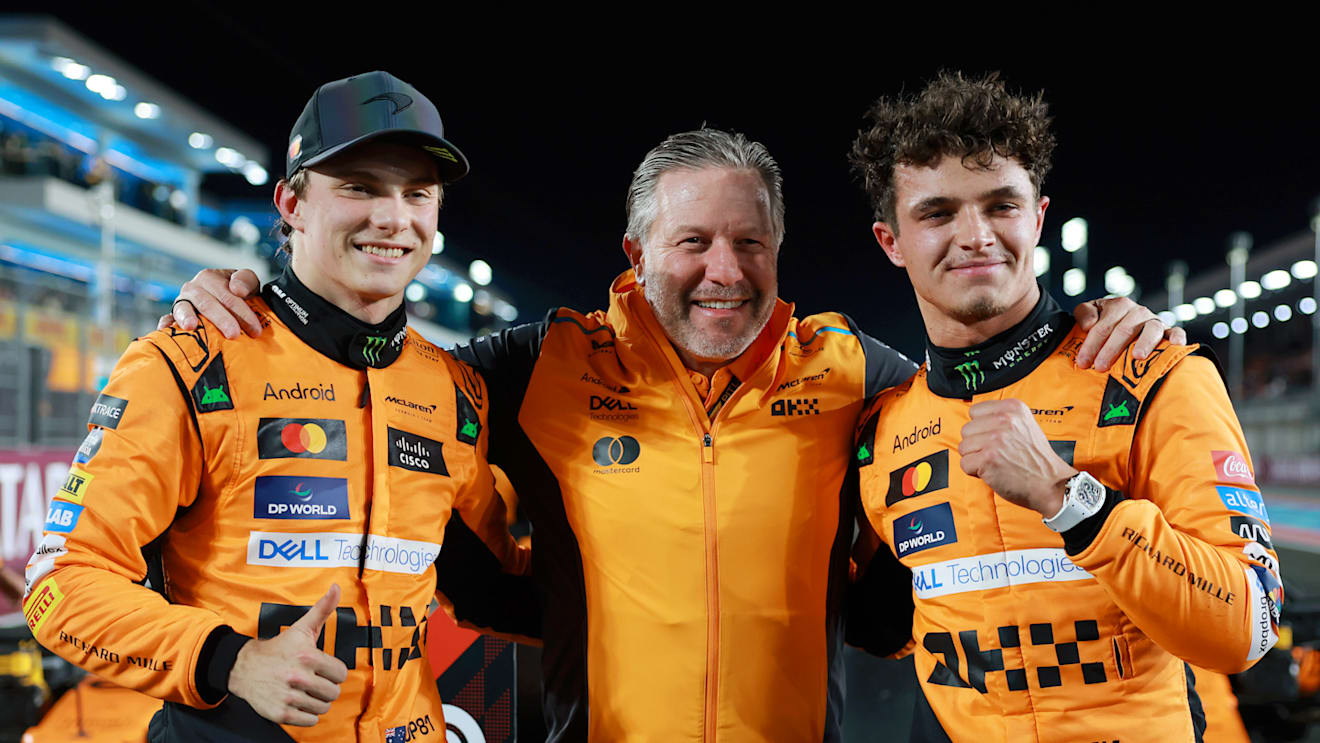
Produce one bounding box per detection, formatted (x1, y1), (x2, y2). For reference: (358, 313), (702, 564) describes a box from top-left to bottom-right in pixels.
(73, 427), (104, 464)
(1232, 515), (1273, 550)
(1244, 564), (1281, 663)
(88, 393), (128, 429)
(191, 353), (235, 413)
(24, 577), (64, 633)
(454, 384), (480, 445)
(1212, 450), (1256, 486)
(1217, 486), (1270, 525)
(44, 501), (84, 533)
(58, 467), (93, 504)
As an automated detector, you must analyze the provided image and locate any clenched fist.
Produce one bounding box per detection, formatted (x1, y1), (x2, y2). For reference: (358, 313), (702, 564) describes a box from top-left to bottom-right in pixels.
(957, 399), (1077, 517)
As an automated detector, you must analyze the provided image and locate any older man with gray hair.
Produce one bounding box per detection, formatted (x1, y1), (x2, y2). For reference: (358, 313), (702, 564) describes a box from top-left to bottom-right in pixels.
(168, 127), (1175, 742)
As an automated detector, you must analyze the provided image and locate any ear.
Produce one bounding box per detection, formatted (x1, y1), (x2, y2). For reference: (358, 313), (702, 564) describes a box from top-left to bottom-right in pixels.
(872, 221), (905, 268)
(622, 235), (646, 285)
(274, 179), (304, 234)
(1033, 195), (1050, 242)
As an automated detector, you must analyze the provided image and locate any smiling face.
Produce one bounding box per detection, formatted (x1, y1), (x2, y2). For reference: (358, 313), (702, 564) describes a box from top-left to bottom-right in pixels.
(275, 139), (441, 323)
(624, 167), (779, 375)
(872, 153), (1048, 346)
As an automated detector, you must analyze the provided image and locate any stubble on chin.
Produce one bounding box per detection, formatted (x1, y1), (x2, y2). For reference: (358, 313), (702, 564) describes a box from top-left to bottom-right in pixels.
(643, 280), (774, 363)
(947, 295), (1008, 325)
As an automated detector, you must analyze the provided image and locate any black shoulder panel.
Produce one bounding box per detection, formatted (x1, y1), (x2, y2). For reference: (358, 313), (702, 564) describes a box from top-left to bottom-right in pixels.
(841, 313), (919, 399)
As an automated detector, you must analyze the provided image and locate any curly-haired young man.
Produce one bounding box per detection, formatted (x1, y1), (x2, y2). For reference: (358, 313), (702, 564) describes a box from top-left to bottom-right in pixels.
(847, 72), (1280, 743)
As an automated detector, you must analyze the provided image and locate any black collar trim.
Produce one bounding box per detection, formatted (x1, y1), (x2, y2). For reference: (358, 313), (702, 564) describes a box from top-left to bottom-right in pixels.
(262, 265), (408, 370)
(925, 289), (1074, 398)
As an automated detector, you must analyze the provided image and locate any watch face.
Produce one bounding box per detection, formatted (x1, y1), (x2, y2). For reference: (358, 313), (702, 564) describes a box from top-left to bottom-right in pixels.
(1076, 477), (1104, 509)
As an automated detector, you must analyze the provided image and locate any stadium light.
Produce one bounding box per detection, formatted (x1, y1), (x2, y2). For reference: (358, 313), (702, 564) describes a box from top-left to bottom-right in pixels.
(85, 74), (115, 96)
(495, 301), (519, 323)
(1157, 311), (1177, 327)
(188, 132), (213, 149)
(1261, 269), (1291, 291)
(1104, 266), (1129, 295)
(215, 148), (245, 168)
(453, 283), (473, 303)
(107, 84), (127, 101)
(432, 232), (445, 255)
(1251, 311), (1269, 328)
(1061, 218), (1088, 253)
(1063, 268), (1085, 296)
(1238, 280), (1262, 300)
(1231, 317), (1248, 334)
(1034, 246), (1049, 277)
(242, 162), (268, 186)
(1212, 322), (1229, 339)
(1193, 297), (1215, 315)
(1301, 297), (1317, 315)
(1293, 260), (1318, 280)
(168, 189), (187, 210)
(469, 259), (492, 286)
(1173, 304), (1197, 322)
(405, 283), (427, 302)
(52, 57), (90, 80)
(134, 102), (160, 119)
(1275, 304), (1293, 322)
(1214, 289), (1237, 308)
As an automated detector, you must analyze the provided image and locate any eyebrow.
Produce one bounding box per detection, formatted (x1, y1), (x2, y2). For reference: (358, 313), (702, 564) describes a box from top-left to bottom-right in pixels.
(333, 169), (439, 187)
(911, 186), (1029, 213)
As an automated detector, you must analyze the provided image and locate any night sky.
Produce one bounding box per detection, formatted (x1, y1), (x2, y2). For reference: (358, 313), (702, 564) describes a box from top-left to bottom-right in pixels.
(22, 7), (1319, 356)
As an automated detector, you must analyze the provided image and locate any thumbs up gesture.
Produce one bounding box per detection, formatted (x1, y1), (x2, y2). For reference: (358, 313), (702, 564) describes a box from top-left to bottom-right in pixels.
(227, 584), (350, 726)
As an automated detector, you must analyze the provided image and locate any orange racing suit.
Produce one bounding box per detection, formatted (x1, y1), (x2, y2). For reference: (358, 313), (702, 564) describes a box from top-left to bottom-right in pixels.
(852, 291), (1280, 743)
(22, 267), (528, 742)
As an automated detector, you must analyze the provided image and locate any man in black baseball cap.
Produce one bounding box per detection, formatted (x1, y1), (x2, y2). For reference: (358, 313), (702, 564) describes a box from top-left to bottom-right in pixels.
(28, 70), (532, 742)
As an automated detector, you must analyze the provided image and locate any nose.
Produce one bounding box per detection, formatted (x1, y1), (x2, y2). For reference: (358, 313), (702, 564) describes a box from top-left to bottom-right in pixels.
(703, 238), (746, 286)
(369, 193), (410, 234)
(953, 206), (995, 251)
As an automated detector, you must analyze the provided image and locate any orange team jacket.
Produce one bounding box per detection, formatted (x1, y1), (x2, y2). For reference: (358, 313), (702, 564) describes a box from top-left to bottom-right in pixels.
(22, 268), (528, 742)
(442, 270), (917, 742)
(851, 291), (1281, 743)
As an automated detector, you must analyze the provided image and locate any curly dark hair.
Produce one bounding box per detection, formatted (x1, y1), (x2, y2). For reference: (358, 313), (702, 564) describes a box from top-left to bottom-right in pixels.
(849, 71), (1055, 230)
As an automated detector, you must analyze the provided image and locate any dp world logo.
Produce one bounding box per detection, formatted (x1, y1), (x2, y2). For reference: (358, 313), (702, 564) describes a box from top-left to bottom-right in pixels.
(592, 436), (640, 466)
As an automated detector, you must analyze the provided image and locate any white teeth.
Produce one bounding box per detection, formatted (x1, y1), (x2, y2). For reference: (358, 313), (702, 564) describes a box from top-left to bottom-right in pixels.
(694, 300), (743, 309)
(359, 245), (404, 258)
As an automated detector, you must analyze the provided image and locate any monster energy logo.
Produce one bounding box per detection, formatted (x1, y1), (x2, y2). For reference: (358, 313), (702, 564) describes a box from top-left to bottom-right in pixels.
(1103, 401), (1130, 421)
(954, 360), (984, 391)
(198, 380), (230, 405)
(362, 335), (386, 365)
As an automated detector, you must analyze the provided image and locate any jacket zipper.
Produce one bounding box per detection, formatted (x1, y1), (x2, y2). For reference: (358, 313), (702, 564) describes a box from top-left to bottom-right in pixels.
(701, 430), (718, 742)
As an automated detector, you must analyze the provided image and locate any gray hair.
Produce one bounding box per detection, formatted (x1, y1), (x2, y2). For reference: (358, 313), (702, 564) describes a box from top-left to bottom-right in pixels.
(624, 128), (785, 249)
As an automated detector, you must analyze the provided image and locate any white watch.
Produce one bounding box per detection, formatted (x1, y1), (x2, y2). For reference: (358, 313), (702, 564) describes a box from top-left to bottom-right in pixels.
(1043, 471), (1106, 533)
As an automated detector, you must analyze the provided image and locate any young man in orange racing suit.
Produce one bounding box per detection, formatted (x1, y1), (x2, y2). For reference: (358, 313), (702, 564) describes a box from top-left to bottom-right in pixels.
(166, 128), (1180, 742)
(21, 72), (529, 742)
(847, 72), (1281, 743)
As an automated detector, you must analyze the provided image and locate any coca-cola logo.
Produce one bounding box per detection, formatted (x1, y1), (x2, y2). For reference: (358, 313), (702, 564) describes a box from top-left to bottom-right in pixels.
(1212, 450), (1256, 486)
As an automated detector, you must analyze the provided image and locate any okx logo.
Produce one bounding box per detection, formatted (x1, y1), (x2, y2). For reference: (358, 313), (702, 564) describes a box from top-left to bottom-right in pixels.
(592, 436), (640, 468)
(886, 450), (950, 506)
(258, 418), (347, 460)
(254, 476), (349, 519)
(955, 354), (984, 392)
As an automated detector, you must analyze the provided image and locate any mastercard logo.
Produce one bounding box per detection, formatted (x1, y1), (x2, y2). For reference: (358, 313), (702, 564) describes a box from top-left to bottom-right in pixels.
(282, 423), (327, 454)
(258, 418), (347, 461)
(901, 461), (934, 497)
(886, 449), (950, 506)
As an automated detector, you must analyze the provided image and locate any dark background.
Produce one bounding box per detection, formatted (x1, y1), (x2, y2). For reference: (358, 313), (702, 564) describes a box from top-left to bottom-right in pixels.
(14, 7), (1318, 356)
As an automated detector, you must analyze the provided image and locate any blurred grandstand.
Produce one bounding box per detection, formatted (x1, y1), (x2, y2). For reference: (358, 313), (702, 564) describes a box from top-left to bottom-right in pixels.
(0, 16), (523, 623)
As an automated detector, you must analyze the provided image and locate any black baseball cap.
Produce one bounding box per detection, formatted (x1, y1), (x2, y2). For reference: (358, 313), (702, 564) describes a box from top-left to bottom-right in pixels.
(285, 71), (469, 182)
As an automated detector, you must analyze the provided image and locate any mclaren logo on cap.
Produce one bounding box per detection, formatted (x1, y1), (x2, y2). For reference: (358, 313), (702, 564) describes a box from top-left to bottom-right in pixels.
(424, 145), (458, 163)
(287, 134), (302, 161)
(363, 92), (412, 114)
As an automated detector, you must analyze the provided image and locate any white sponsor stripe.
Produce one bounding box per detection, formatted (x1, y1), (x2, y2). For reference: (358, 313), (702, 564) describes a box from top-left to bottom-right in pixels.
(911, 548), (1094, 599)
(1245, 564), (1279, 663)
(23, 534), (67, 597)
(246, 531), (441, 575)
